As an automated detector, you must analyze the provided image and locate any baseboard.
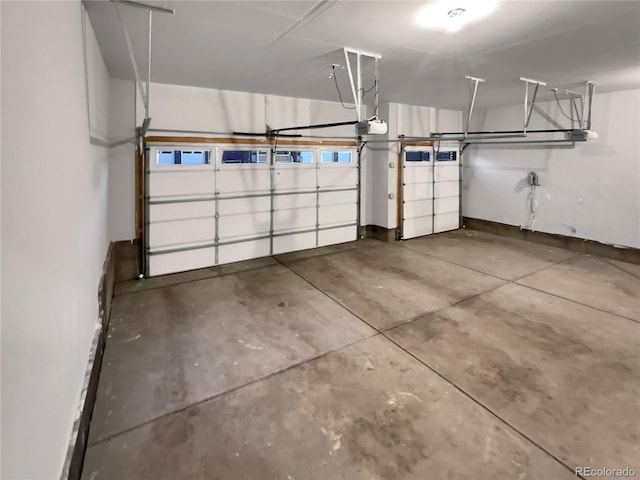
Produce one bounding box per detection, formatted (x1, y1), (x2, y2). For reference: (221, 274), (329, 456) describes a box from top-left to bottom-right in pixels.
(463, 217), (640, 265)
(362, 225), (397, 242)
(61, 242), (116, 480)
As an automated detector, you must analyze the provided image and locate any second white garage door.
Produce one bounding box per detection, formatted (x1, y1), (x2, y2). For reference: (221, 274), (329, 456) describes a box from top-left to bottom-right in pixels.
(400, 142), (460, 239)
(145, 143), (359, 277)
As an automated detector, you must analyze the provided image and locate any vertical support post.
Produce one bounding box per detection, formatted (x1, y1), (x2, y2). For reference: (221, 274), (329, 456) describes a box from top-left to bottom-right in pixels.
(374, 58), (379, 118)
(586, 82), (596, 131)
(356, 52), (362, 121)
(566, 89), (584, 128)
(343, 48), (382, 123)
(520, 77), (546, 134)
(146, 9), (152, 120)
(344, 49), (358, 121)
(464, 76), (486, 138)
(116, 2), (146, 103)
(524, 81), (529, 133)
(525, 83), (539, 130)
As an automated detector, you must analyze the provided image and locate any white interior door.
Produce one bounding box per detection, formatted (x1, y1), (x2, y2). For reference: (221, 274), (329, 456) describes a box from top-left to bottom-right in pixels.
(401, 147), (434, 239)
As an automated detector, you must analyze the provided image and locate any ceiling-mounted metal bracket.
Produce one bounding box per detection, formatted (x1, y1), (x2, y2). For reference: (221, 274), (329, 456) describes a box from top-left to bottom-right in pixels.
(561, 80), (596, 130)
(112, 0), (174, 134)
(343, 48), (382, 122)
(520, 77), (547, 134)
(464, 75), (486, 138)
(565, 89), (583, 129)
(584, 81), (596, 131)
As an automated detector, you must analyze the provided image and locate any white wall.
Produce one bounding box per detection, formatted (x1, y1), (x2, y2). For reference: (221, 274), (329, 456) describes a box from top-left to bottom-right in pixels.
(105, 82), (366, 237)
(109, 82), (463, 237)
(108, 79), (136, 241)
(463, 89), (640, 249)
(1, 1), (111, 478)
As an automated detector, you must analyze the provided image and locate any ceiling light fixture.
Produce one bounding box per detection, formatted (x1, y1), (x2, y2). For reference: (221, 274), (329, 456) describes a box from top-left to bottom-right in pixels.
(416, 0), (499, 33)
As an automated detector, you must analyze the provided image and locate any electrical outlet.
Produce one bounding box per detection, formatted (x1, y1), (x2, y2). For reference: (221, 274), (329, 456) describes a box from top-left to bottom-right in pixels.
(578, 196), (584, 204)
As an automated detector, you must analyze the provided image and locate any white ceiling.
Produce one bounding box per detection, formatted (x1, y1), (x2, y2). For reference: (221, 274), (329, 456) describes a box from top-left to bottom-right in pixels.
(85, 0), (640, 110)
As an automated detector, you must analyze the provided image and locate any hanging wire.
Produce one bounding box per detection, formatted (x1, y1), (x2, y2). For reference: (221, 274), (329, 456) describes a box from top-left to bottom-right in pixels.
(553, 90), (574, 122)
(332, 66), (356, 110)
(358, 81), (377, 97)
(522, 184), (538, 231)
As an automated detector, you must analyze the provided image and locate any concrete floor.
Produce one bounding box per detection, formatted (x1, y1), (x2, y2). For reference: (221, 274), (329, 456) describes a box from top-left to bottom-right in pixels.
(83, 229), (640, 480)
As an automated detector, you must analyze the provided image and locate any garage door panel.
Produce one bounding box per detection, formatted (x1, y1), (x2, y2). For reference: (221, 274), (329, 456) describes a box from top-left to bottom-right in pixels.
(218, 239), (270, 264)
(404, 166), (433, 184)
(319, 189), (357, 206)
(273, 231), (316, 255)
(404, 184), (434, 202)
(146, 145), (360, 277)
(435, 165), (459, 182)
(273, 192), (316, 210)
(148, 247), (216, 277)
(402, 217), (433, 238)
(273, 207), (316, 232)
(434, 181), (459, 198)
(404, 199), (433, 218)
(218, 212), (271, 241)
(319, 204), (357, 226)
(148, 218), (215, 249)
(149, 201), (214, 222)
(218, 196), (270, 216)
(434, 212), (460, 233)
(274, 168), (316, 192)
(318, 168), (357, 189)
(318, 225), (357, 247)
(434, 197), (459, 214)
(148, 171), (215, 198)
(218, 169), (270, 195)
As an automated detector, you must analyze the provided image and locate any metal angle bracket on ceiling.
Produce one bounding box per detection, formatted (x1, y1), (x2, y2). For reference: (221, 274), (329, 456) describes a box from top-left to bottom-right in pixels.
(343, 48), (382, 123)
(112, 0), (174, 134)
(520, 77), (547, 134)
(562, 81), (597, 131)
(464, 75), (486, 138)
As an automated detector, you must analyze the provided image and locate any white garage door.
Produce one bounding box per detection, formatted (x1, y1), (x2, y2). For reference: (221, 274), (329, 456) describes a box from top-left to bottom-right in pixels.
(434, 142), (460, 233)
(400, 146), (434, 239)
(400, 142), (460, 239)
(145, 143), (358, 277)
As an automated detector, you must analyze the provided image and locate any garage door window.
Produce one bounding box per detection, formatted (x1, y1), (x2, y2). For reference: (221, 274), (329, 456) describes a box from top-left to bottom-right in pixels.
(435, 151), (457, 162)
(221, 150), (268, 164)
(405, 151), (431, 162)
(275, 151), (313, 164)
(321, 151), (353, 163)
(157, 149), (211, 165)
